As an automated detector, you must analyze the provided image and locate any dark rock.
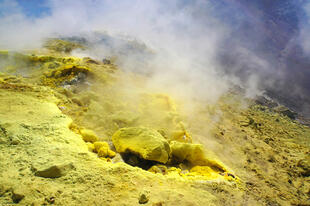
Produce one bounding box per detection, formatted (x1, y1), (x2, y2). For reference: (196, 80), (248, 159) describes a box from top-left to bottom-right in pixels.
(280, 110), (297, 120)
(45, 196), (55, 204)
(255, 95), (278, 108)
(63, 72), (87, 86)
(102, 59), (111, 64)
(11, 136), (21, 145)
(138, 191), (150, 204)
(297, 158), (310, 177)
(273, 106), (297, 120)
(12, 189), (25, 203)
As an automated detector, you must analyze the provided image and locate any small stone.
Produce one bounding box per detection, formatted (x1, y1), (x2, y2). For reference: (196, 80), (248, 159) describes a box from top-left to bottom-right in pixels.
(45, 197), (55, 204)
(11, 136), (21, 145)
(138, 191), (150, 204)
(12, 189), (25, 203)
(33, 163), (75, 178)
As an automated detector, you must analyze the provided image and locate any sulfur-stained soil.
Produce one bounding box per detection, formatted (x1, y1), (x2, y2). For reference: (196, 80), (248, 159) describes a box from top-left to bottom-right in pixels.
(0, 44), (309, 206)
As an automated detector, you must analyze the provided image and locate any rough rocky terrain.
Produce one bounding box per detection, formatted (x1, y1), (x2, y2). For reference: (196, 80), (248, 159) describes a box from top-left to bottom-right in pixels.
(0, 41), (309, 205)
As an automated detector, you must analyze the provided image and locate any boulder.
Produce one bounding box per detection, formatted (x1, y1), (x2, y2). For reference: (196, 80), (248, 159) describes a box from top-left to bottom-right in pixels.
(170, 141), (227, 172)
(112, 127), (170, 164)
(170, 141), (205, 164)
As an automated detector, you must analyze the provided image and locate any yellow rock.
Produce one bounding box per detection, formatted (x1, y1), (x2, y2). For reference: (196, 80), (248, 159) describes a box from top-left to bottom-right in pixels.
(170, 141), (204, 164)
(170, 141), (227, 172)
(98, 147), (109, 157)
(98, 147), (116, 158)
(112, 127), (170, 164)
(93, 141), (109, 153)
(108, 150), (116, 158)
(80, 129), (99, 143)
(94, 141), (116, 158)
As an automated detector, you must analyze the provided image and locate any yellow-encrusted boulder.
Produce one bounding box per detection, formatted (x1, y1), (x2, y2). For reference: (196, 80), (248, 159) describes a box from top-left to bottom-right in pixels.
(112, 127), (170, 164)
(170, 141), (227, 172)
(80, 129), (99, 143)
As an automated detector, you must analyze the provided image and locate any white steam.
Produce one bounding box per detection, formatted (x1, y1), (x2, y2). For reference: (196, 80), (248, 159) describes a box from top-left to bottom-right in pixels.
(0, 0), (266, 102)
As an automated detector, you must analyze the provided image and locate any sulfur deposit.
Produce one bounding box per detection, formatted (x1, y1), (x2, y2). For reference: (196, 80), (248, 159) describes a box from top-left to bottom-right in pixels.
(112, 127), (171, 164)
(0, 39), (309, 206)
